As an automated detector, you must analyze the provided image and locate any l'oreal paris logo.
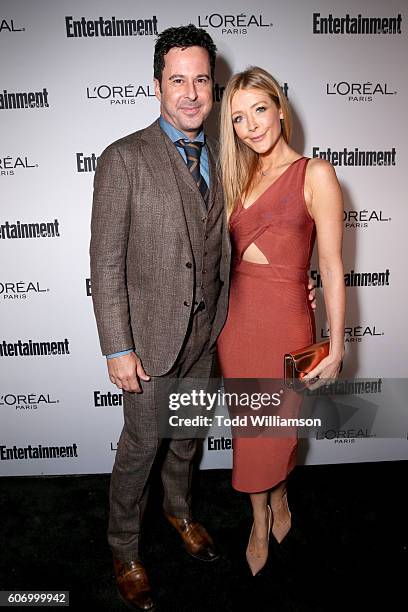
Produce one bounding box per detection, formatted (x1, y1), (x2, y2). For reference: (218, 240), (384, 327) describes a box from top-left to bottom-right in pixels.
(326, 81), (397, 102)
(197, 13), (273, 35)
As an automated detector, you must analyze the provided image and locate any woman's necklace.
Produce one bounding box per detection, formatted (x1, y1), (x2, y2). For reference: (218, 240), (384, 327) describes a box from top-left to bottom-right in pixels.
(259, 155), (292, 177)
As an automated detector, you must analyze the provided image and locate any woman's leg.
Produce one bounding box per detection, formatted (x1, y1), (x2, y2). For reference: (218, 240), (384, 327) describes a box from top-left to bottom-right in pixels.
(246, 491), (271, 575)
(269, 480), (292, 543)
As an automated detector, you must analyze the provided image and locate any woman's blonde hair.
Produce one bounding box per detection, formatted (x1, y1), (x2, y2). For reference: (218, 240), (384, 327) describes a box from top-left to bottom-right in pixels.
(219, 66), (292, 221)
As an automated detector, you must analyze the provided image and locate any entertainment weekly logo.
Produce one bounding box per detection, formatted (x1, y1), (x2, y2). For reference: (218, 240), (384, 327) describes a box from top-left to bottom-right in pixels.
(196, 12), (273, 35)
(94, 390), (123, 407)
(313, 13), (402, 34)
(65, 15), (158, 38)
(207, 436), (232, 451)
(0, 443), (78, 461)
(321, 324), (384, 343)
(0, 339), (70, 357)
(76, 152), (99, 173)
(308, 379), (383, 397)
(311, 268), (390, 288)
(0, 154), (39, 177)
(0, 88), (49, 110)
(325, 81), (397, 103)
(312, 146), (396, 167)
(0, 219), (60, 240)
(343, 209), (391, 230)
(0, 18), (25, 33)
(0, 392), (59, 410)
(1, 281), (50, 301)
(86, 83), (155, 105)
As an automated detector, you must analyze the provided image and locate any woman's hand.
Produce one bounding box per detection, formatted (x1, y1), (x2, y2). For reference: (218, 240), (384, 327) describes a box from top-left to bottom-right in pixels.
(301, 352), (344, 390)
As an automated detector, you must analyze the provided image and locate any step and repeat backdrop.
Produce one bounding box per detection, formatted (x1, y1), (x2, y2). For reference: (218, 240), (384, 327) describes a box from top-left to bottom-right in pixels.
(1, 0), (407, 476)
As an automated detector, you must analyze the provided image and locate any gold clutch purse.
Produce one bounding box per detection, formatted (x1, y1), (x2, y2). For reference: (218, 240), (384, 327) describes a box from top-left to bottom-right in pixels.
(284, 340), (330, 390)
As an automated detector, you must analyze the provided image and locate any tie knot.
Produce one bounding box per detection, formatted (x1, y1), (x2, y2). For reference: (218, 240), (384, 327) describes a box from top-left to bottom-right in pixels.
(176, 139), (203, 158)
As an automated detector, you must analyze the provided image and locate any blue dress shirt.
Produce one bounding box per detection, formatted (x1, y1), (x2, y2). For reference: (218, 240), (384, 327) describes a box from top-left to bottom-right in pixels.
(106, 115), (210, 360)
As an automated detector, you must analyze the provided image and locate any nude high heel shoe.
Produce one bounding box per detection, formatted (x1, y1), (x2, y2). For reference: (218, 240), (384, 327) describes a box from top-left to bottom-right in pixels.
(271, 491), (292, 544)
(246, 505), (272, 576)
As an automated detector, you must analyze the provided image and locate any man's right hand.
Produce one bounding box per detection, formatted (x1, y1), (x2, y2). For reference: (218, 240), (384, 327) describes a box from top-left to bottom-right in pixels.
(107, 352), (150, 393)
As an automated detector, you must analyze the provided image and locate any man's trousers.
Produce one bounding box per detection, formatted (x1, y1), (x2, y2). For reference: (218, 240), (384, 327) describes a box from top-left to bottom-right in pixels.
(107, 306), (215, 562)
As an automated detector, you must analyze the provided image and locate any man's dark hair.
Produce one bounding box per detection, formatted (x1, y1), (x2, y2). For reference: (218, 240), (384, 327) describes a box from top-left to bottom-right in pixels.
(154, 24), (217, 84)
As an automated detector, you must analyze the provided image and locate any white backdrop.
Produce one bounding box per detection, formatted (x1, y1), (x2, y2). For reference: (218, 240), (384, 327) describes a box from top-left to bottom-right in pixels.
(1, 0), (407, 476)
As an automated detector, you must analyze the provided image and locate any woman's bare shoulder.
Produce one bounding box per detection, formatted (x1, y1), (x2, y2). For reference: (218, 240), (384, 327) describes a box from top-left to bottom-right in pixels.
(306, 157), (337, 179)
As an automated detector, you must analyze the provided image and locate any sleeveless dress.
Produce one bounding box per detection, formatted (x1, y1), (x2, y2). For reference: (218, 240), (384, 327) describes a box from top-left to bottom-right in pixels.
(217, 157), (316, 492)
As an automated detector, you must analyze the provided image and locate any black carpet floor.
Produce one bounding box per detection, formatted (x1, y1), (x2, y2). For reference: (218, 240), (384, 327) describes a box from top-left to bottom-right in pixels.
(0, 461), (406, 611)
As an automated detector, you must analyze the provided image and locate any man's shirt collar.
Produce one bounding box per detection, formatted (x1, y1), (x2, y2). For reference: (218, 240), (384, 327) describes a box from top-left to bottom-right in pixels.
(159, 115), (205, 144)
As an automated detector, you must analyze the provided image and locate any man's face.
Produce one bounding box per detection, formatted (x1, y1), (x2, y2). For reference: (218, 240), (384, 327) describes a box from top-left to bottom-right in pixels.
(154, 46), (213, 138)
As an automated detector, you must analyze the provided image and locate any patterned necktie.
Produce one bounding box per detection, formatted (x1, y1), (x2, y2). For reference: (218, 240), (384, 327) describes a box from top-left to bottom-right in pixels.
(176, 139), (209, 205)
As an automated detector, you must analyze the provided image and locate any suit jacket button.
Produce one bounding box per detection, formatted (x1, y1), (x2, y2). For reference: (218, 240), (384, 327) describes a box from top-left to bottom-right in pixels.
(185, 262), (192, 269)
(183, 300), (190, 307)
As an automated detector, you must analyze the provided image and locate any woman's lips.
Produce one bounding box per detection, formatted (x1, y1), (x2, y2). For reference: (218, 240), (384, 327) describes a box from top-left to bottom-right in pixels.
(250, 132), (266, 142)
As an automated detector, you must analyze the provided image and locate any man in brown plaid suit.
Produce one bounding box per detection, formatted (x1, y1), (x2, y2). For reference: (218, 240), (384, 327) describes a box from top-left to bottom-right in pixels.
(90, 25), (230, 611)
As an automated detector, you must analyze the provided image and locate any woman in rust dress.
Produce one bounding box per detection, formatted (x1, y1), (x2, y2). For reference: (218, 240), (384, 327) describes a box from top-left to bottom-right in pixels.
(217, 67), (345, 575)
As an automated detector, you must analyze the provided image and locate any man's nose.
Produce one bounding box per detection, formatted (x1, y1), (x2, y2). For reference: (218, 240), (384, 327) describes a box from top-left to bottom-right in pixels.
(185, 81), (198, 100)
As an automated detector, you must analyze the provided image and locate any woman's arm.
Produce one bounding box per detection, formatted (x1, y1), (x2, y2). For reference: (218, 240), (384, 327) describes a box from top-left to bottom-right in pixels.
(303, 159), (345, 383)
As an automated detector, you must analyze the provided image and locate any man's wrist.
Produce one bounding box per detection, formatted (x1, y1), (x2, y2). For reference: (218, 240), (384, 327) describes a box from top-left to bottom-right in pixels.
(106, 349), (134, 359)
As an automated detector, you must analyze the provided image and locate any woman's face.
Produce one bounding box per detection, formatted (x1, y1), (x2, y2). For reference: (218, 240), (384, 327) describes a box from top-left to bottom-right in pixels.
(230, 87), (283, 154)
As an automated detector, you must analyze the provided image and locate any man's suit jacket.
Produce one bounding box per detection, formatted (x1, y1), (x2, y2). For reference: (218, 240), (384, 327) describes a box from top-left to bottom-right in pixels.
(90, 119), (231, 376)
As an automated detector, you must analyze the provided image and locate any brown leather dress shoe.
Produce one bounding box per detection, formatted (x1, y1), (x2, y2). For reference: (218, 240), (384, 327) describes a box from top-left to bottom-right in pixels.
(113, 557), (155, 611)
(165, 513), (220, 562)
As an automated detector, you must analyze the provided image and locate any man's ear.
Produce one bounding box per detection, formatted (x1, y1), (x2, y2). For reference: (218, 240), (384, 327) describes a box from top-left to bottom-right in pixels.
(154, 78), (161, 102)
